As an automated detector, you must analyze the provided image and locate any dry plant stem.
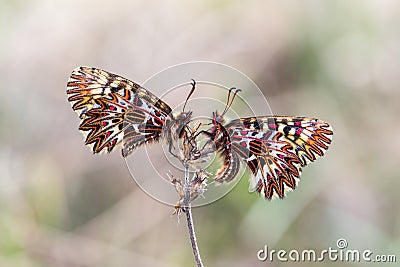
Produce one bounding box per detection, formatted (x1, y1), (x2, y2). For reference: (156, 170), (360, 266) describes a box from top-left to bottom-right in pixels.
(183, 163), (204, 267)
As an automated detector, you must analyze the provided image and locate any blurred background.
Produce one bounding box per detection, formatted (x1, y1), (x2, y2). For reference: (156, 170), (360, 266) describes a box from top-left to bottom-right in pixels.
(1, 0), (399, 266)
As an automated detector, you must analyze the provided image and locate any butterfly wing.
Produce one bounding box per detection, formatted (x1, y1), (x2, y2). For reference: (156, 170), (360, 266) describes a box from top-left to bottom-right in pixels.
(215, 116), (333, 200)
(66, 66), (172, 157)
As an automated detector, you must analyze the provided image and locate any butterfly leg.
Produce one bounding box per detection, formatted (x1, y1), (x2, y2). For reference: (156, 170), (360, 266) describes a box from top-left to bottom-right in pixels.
(168, 141), (179, 159)
(189, 130), (218, 157)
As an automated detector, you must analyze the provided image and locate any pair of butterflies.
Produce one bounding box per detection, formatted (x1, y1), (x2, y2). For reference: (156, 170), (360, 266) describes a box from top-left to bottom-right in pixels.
(66, 67), (333, 200)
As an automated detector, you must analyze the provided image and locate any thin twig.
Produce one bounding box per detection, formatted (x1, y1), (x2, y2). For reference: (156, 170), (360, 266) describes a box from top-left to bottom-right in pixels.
(183, 163), (204, 267)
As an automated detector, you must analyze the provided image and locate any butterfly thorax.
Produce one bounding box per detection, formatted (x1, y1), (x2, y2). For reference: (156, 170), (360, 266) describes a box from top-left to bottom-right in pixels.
(205, 112), (230, 150)
(163, 111), (198, 160)
(164, 111), (192, 137)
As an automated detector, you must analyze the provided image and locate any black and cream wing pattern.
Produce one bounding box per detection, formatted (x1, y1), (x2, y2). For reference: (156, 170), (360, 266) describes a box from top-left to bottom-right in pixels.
(210, 115), (333, 200)
(66, 67), (173, 157)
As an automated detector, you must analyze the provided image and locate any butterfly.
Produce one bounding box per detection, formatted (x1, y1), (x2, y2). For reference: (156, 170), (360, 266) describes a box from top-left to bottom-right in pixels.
(66, 66), (194, 158)
(67, 67), (333, 201)
(199, 88), (333, 200)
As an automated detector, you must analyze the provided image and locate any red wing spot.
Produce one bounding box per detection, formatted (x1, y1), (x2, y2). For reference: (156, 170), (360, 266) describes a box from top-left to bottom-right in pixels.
(133, 95), (143, 106)
(278, 154), (284, 159)
(155, 110), (161, 116)
(268, 123), (277, 130)
(295, 127), (303, 135)
(240, 141), (247, 147)
(106, 131), (112, 137)
(295, 121), (301, 127)
(109, 106), (116, 111)
(102, 122), (107, 127)
(240, 130), (248, 135)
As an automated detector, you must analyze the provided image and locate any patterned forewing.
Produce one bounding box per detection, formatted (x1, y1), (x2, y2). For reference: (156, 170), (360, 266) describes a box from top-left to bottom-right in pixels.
(220, 116), (333, 199)
(239, 116), (333, 166)
(66, 67), (172, 156)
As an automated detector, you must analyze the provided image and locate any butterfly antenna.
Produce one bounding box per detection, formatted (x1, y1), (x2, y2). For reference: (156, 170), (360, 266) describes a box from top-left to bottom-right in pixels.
(221, 87), (234, 115)
(222, 87), (241, 116)
(183, 79), (196, 112)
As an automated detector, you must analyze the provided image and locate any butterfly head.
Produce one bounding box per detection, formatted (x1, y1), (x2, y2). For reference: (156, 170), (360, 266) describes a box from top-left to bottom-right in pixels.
(175, 111), (193, 124)
(166, 111), (192, 138)
(206, 111), (227, 138)
(212, 111), (225, 125)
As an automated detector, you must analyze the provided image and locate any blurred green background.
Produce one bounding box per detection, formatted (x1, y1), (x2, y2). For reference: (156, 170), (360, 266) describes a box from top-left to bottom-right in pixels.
(1, 0), (399, 266)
